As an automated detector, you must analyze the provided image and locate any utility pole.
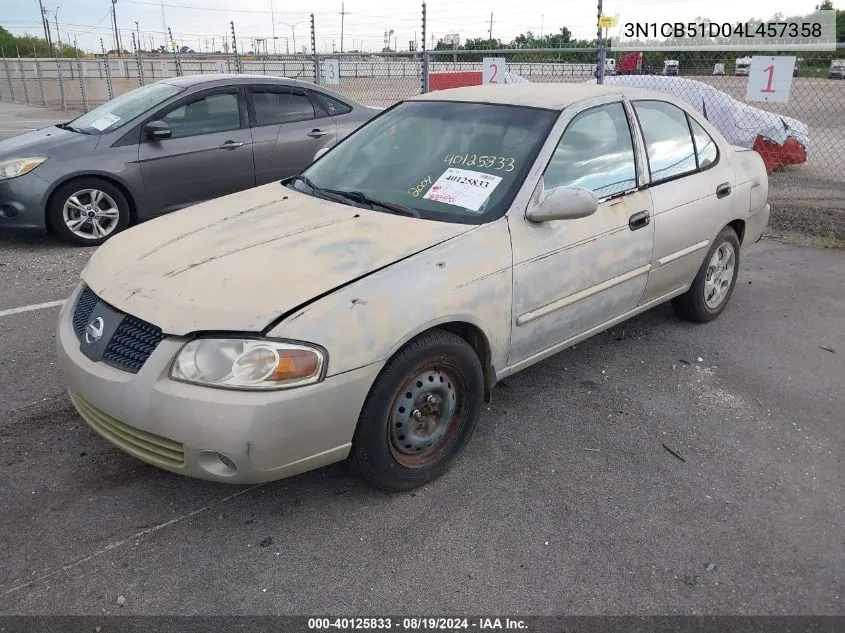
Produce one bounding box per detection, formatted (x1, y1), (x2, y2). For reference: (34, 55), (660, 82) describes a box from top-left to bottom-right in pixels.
(159, 0), (168, 51)
(38, 0), (52, 51)
(270, 0), (276, 54)
(339, 1), (349, 53)
(488, 13), (493, 43)
(111, 0), (123, 56)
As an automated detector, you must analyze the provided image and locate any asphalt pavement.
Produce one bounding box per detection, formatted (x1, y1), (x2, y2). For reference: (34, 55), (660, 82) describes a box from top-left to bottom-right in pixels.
(0, 101), (843, 616)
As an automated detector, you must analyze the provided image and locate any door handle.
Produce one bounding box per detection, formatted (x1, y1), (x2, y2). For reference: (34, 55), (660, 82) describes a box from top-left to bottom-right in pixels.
(716, 182), (732, 198)
(307, 129), (328, 138)
(218, 141), (244, 150)
(628, 210), (650, 231)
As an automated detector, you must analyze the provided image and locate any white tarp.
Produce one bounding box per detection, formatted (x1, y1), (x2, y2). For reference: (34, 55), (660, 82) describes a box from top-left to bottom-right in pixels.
(588, 75), (810, 151)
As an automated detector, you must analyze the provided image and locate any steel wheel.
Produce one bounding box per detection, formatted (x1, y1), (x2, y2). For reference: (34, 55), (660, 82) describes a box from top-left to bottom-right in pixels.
(62, 189), (121, 240)
(351, 329), (484, 490)
(703, 241), (736, 309)
(388, 363), (467, 468)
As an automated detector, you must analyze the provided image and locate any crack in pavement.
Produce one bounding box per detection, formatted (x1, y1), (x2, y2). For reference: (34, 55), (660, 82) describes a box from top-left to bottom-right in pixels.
(2, 484), (263, 596)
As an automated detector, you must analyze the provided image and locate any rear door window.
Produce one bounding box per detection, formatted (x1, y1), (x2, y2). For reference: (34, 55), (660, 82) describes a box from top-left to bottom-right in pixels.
(250, 87), (317, 126)
(633, 100), (698, 182)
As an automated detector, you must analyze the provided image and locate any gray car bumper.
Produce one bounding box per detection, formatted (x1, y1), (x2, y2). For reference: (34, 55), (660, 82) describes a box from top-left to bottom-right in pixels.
(0, 171), (51, 231)
(56, 284), (384, 483)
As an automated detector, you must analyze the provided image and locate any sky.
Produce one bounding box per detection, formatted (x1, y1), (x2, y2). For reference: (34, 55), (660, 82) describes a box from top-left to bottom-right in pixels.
(3, 0), (827, 54)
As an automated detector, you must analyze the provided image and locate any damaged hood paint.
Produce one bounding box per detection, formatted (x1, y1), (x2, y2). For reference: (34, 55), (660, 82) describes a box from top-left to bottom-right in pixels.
(82, 183), (473, 335)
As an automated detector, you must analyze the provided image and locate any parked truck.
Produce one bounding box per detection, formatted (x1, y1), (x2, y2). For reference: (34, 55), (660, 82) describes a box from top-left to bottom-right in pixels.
(663, 59), (679, 76)
(735, 57), (751, 76)
(829, 59), (845, 79)
(616, 51), (644, 75)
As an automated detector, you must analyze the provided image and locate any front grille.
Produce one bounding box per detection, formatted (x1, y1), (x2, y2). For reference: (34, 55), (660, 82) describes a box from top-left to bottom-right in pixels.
(102, 316), (166, 374)
(69, 391), (185, 469)
(72, 286), (165, 374)
(72, 287), (98, 339)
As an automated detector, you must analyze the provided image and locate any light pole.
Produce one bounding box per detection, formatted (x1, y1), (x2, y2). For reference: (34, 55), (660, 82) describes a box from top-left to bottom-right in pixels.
(53, 7), (62, 55)
(277, 21), (303, 55)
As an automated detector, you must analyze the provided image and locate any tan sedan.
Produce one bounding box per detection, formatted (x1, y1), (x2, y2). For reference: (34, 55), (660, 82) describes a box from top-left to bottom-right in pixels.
(57, 83), (770, 490)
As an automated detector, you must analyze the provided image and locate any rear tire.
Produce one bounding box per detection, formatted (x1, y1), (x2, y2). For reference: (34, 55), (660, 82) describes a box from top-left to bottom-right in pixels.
(672, 227), (741, 323)
(48, 177), (131, 246)
(350, 330), (484, 491)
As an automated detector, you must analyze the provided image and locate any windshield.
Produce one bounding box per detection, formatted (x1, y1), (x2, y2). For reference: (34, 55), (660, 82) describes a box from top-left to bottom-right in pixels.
(69, 82), (183, 134)
(297, 100), (557, 224)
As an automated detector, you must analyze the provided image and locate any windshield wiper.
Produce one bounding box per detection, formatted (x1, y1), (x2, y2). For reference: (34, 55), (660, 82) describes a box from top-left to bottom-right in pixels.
(57, 122), (90, 134)
(322, 190), (421, 217)
(287, 176), (420, 217)
(288, 174), (321, 192)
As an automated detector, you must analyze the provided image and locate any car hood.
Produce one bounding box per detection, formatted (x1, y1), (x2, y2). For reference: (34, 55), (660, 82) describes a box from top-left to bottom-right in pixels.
(0, 125), (87, 157)
(82, 183), (474, 335)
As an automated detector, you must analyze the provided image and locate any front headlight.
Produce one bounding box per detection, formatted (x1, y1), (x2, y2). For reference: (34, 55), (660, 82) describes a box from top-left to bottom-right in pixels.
(170, 338), (326, 390)
(0, 157), (47, 180)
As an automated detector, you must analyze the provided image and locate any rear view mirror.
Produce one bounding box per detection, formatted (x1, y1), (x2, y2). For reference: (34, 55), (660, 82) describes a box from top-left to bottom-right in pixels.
(144, 120), (172, 140)
(313, 147), (330, 161)
(525, 186), (599, 223)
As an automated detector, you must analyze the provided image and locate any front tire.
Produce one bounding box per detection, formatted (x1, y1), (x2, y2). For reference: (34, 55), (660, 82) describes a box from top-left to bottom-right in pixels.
(350, 330), (484, 491)
(672, 226), (740, 323)
(48, 177), (131, 246)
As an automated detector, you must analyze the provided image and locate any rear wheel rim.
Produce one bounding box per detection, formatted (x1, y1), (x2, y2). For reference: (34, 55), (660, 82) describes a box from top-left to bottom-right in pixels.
(703, 241), (736, 309)
(62, 189), (120, 240)
(387, 363), (467, 468)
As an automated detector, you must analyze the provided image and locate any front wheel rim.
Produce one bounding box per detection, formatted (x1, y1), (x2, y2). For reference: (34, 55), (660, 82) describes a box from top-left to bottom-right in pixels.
(62, 189), (120, 240)
(703, 242), (736, 309)
(387, 363), (467, 468)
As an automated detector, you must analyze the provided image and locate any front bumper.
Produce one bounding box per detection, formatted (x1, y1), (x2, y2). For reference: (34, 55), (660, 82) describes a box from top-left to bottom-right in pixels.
(0, 171), (51, 231)
(56, 286), (384, 483)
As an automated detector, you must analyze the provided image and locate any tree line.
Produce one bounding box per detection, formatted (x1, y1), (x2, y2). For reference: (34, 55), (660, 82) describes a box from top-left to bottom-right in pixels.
(0, 26), (84, 58)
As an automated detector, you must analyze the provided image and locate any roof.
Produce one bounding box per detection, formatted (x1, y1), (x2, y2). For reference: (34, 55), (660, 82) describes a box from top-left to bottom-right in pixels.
(410, 83), (657, 110)
(161, 73), (305, 87)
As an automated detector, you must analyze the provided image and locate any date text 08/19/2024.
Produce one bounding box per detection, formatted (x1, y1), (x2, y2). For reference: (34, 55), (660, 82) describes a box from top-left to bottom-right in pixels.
(307, 617), (529, 630)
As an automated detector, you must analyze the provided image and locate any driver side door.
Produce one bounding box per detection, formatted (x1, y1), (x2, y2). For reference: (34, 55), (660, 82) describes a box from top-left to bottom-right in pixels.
(507, 98), (655, 366)
(138, 87), (255, 215)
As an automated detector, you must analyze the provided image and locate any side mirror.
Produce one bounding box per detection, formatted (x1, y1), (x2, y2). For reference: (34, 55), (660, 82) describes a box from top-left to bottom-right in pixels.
(144, 120), (172, 140)
(313, 147), (330, 161)
(525, 186), (599, 223)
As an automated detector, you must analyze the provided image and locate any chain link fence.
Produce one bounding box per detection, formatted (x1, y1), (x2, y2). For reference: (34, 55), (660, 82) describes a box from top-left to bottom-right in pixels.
(1, 45), (843, 239)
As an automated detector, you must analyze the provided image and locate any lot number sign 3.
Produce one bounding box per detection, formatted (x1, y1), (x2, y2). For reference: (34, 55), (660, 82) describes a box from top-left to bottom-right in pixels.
(745, 56), (796, 104)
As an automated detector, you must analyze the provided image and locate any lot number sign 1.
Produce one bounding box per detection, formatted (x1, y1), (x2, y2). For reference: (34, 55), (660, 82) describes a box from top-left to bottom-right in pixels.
(482, 57), (506, 84)
(745, 56), (796, 104)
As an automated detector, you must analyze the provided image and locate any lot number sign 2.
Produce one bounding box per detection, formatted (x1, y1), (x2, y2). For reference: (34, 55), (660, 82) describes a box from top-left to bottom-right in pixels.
(745, 56), (796, 104)
(482, 57), (506, 84)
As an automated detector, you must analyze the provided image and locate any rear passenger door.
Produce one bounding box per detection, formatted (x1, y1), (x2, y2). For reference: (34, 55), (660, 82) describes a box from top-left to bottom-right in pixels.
(247, 85), (338, 184)
(138, 88), (255, 214)
(631, 100), (734, 304)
